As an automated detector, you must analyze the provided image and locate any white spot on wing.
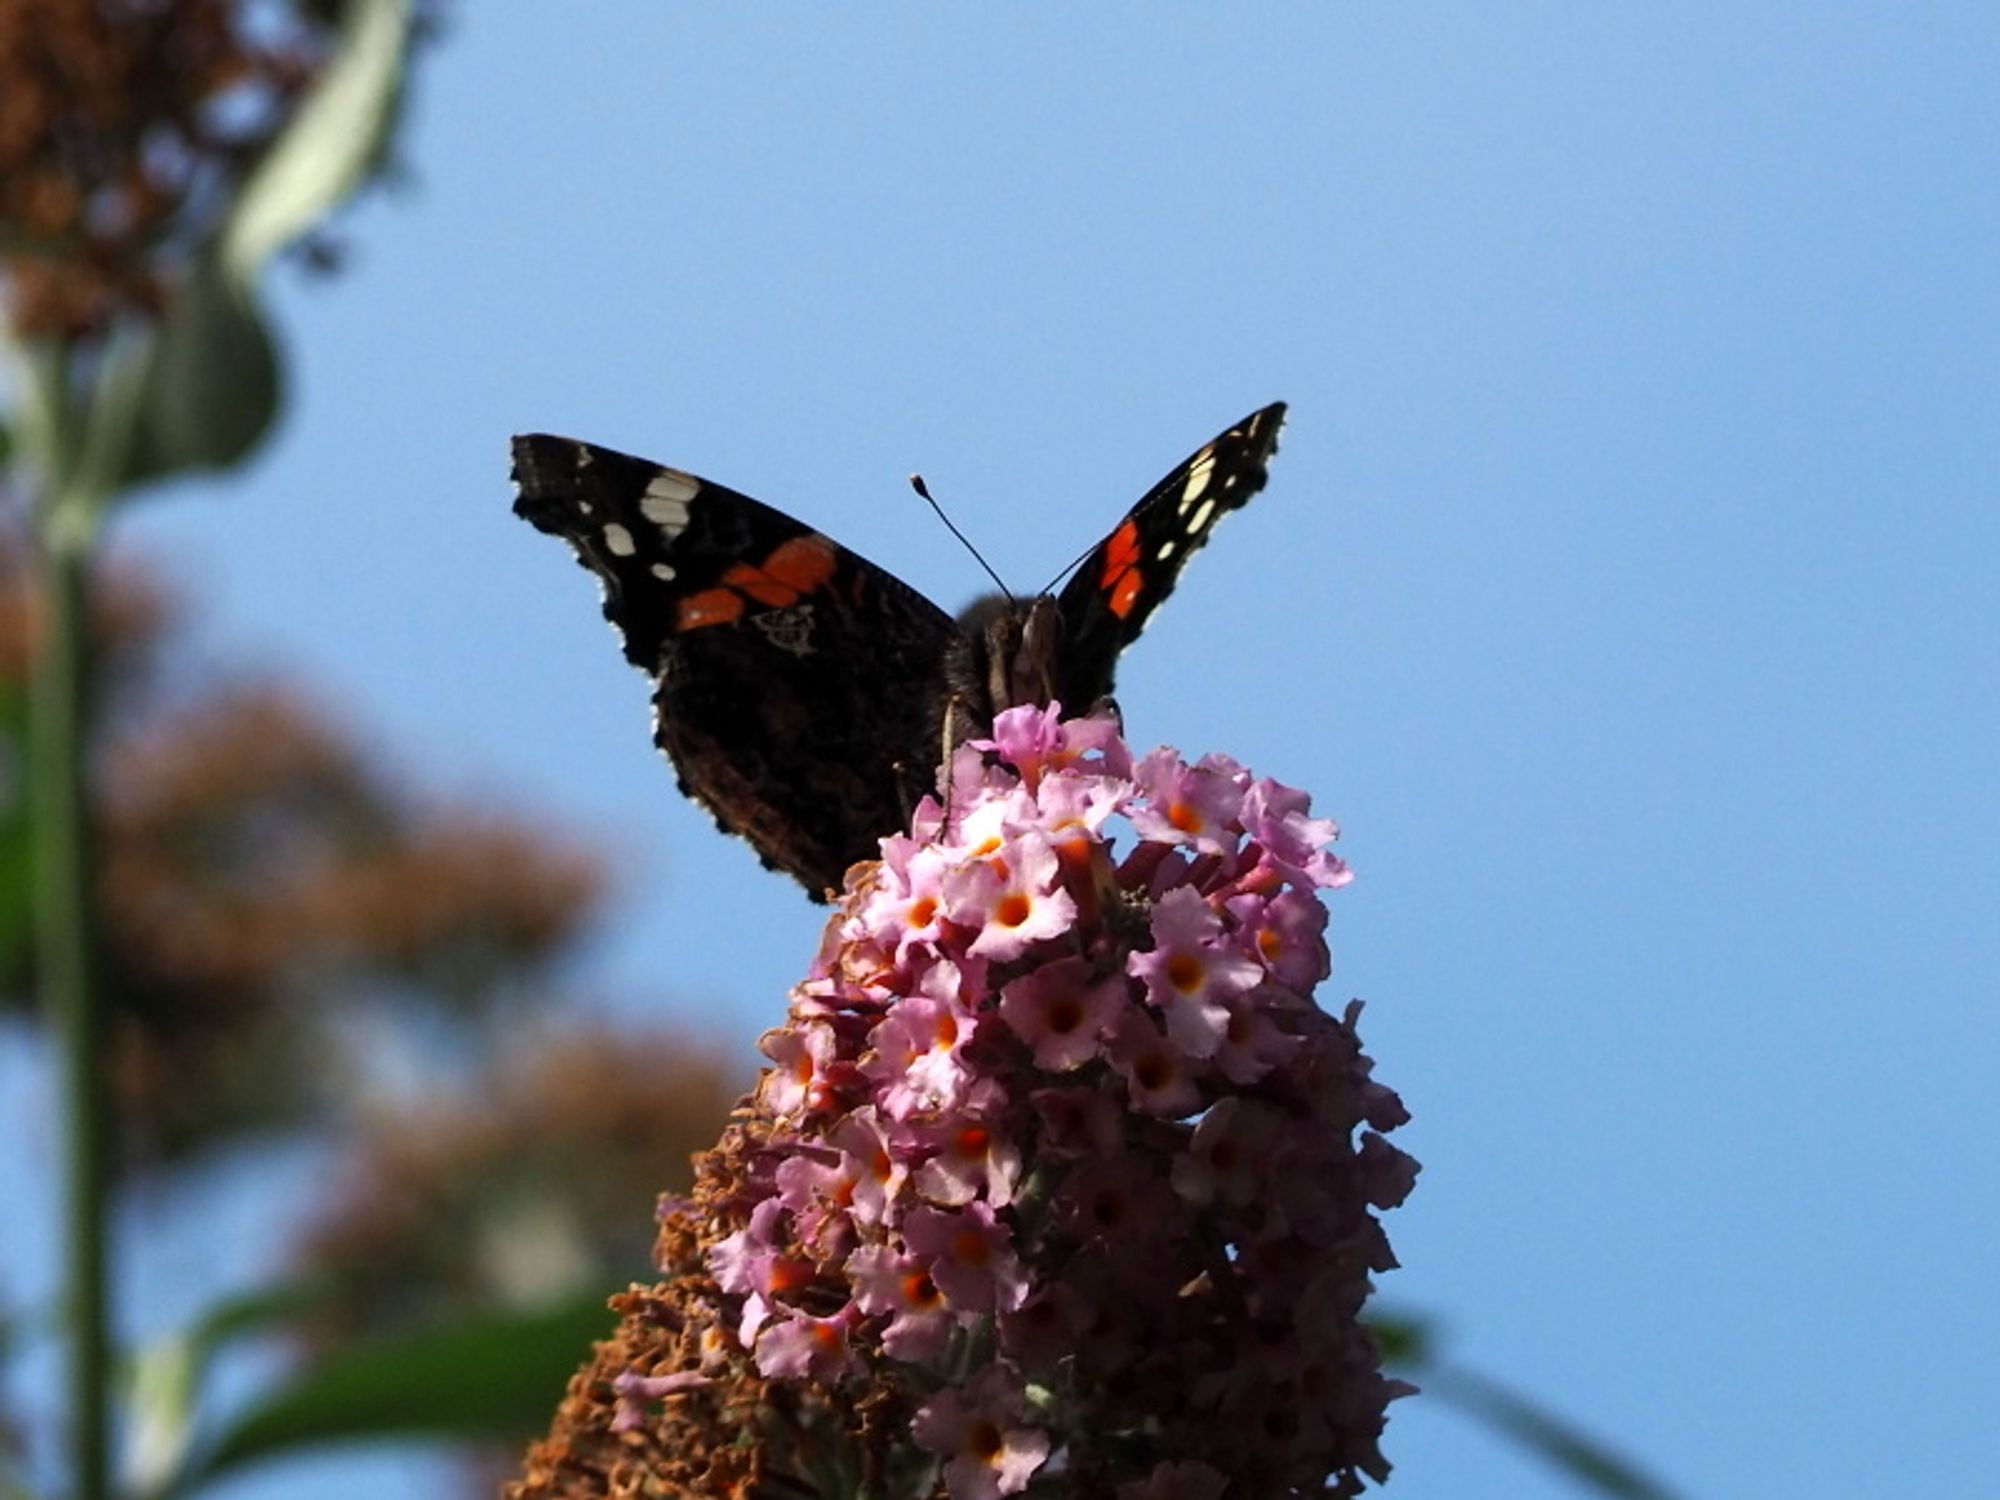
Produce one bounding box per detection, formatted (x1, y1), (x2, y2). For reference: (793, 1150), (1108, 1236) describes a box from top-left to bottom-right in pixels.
(1156, 538), (1179, 561)
(650, 561), (676, 581)
(603, 522), (636, 556)
(642, 470), (698, 536)
(1179, 451), (1217, 509)
(1186, 497), (1217, 535)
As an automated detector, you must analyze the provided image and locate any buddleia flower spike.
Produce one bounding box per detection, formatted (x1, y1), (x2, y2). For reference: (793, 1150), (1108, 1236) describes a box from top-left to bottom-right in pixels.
(510, 704), (1417, 1499)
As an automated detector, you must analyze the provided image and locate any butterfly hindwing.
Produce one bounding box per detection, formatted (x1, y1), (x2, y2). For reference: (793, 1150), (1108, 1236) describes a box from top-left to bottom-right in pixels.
(512, 435), (960, 896)
(1053, 402), (1287, 709)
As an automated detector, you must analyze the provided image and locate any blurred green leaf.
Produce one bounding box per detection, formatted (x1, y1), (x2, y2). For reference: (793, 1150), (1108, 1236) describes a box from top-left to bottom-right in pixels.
(181, 1283), (341, 1365)
(1369, 1309), (1433, 1366)
(129, 1284), (345, 1499)
(222, 0), (415, 279)
(0, 419), (12, 469)
(175, 1291), (615, 1492)
(0, 681), (31, 984)
(1426, 1364), (1689, 1500)
(114, 264), (283, 487)
(0, 336), (73, 493)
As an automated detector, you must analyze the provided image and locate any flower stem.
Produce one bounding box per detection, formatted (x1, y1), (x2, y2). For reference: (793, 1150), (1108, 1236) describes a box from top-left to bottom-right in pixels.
(32, 523), (111, 1500)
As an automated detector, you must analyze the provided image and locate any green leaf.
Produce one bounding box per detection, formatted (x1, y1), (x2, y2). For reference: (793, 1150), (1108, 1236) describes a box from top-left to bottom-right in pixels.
(0, 677), (33, 987)
(58, 264), (281, 512)
(1426, 1364), (1690, 1500)
(181, 1283), (342, 1364)
(107, 264), (284, 492)
(221, 0), (415, 280)
(0, 334), (75, 493)
(176, 1292), (615, 1492)
(1369, 1308), (1434, 1366)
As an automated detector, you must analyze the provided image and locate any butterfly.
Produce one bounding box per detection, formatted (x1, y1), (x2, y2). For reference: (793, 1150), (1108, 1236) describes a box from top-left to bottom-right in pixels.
(511, 402), (1286, 900)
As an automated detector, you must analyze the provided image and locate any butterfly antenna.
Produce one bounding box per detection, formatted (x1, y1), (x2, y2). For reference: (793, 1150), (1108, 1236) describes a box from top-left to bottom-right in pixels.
(909, 474), (1015, 604)
(1037, 537), (1102, 599)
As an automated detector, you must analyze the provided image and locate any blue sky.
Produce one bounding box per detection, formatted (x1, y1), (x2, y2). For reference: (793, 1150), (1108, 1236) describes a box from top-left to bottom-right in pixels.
(7, 5), (1998, 1496)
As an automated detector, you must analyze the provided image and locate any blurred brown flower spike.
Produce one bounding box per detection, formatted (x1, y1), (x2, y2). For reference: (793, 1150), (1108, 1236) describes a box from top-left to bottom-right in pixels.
(3, 12), (430, 1498)
(3, 0), (425, 521)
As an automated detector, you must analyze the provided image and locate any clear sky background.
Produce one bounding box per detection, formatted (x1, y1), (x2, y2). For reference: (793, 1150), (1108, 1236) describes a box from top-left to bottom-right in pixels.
(5, 5), (1997, 1497)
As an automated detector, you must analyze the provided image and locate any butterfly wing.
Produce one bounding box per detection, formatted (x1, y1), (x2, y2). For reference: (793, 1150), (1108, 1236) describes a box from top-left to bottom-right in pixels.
(512, 435), (959, 899)
(1051, 402), (1287, 709)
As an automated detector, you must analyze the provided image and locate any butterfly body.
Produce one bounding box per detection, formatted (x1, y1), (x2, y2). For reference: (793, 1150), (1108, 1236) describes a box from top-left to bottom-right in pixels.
(511, 401), (1286, 899)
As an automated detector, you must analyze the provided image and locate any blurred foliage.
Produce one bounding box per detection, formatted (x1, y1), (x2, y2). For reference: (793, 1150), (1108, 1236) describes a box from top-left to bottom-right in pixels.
(0, 0), (435, 346)
(0, 7), (754, 1495)
(175, 1292), (622, 1495)
(0, 530), (750, 1490)
(0, 527), (617, 1168)
(0, 0), (333, 342)
(1, 0), (432, 524)
(291, 1027), (739, 1345)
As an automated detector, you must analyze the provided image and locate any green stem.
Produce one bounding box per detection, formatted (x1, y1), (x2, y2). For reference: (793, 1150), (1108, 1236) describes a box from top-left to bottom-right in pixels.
(31, 521), (111, 1500)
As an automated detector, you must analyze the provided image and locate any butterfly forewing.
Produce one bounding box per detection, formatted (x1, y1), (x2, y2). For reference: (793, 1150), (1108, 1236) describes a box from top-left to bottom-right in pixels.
(512, 435), (960, 897)
(1053, 402), (1286, 710)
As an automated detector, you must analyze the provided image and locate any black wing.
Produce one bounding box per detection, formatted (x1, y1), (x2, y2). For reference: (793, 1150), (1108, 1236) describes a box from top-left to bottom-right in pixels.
(1053, 402), (1287, 709)
(512, 435), (959, 899)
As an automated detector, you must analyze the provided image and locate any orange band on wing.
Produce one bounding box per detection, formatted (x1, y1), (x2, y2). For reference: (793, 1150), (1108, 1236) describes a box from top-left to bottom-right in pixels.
(1099, 520), (1145, 618)
(678, 536), (839, 630)
(722, 535), (840, 608)
(677, 589), (746, 629)
(1100, 520), (1142, 585)
(1109, 568), (1145, 619)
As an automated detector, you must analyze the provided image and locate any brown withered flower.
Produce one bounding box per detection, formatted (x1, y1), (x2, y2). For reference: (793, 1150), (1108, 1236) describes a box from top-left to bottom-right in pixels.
(0, 0), (333, 341)
(0, 0), (442, 345)
(0, 532), (608, 1167)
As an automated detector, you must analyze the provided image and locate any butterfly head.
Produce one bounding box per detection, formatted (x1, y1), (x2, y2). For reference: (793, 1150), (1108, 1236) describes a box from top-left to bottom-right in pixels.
(955, 593), (1067, 718)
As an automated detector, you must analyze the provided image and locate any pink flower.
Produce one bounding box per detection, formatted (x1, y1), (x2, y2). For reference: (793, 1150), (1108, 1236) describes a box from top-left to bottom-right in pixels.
(1129, 747), (1249, 856)
(1242, 776), (1350, 889)
(609, 1370), (711, 1432)
(754, 1308), (858, 1382)
(912, 1370), (1051, 1499)
(860, 842), (953, 961)
(903, 1201), (1030, 1313)
(862, 961), (979, 1118)
(1128, 886), (1263, 1059)
(979, 699), (1133, 785)
(846, 1243), (956, 1361)
(911, 1103), (1023, 1208)
(1105, 1007), (1204, 1117)
(826, 1106), (907, 1225)
(757, 1020), (841, 1117)
(999, 956), (1127, 1071)
(952, 831), (1077, 962)
(1229, 885), (1332, 989)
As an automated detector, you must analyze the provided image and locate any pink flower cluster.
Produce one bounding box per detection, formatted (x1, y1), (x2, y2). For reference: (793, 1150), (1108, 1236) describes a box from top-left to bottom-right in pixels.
(645, 706), (1416, 1497)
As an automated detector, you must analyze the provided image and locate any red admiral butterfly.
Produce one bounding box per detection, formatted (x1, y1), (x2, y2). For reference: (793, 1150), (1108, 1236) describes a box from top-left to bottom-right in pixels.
(512, 402), (1286, 900)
